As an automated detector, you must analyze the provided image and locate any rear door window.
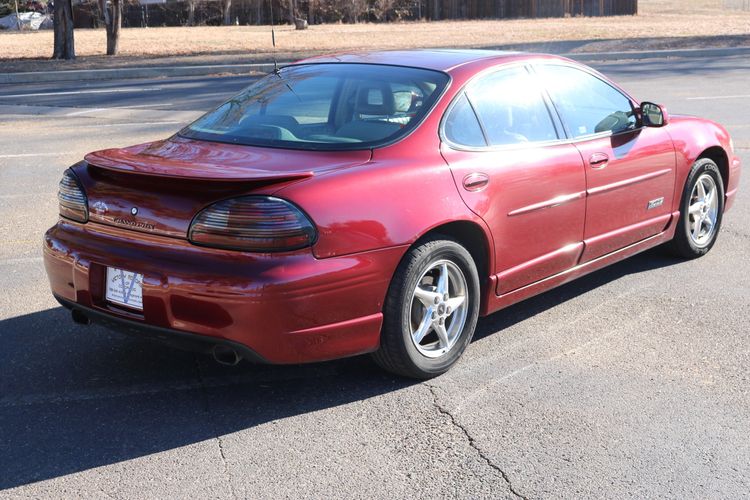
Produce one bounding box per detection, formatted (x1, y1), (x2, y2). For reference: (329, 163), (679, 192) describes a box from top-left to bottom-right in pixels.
(466, 66), (559, 147)
(443, 93), (487, 147)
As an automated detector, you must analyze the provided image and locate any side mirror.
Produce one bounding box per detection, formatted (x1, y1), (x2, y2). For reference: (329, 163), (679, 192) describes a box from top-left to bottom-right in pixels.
(641, 102), (669, 127)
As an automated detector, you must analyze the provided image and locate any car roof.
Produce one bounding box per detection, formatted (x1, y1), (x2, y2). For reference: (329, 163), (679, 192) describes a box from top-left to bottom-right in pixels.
(293, 49), (566, 73)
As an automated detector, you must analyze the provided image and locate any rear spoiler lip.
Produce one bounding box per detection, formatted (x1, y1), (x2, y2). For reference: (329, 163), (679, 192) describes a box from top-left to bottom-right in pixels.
(83, 151), (314, 183)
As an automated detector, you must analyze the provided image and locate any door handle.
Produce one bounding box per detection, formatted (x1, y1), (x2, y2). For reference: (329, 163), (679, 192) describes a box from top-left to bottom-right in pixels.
(463, 172), (489, 191)
(589, 153), (609, 169)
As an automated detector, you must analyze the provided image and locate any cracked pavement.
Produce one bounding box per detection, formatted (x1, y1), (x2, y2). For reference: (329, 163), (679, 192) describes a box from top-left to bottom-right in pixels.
(428, 384), (528, 499)
(1, 55), (749, 498)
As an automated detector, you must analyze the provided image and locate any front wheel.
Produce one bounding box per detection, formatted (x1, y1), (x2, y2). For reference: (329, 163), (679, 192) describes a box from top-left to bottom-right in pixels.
(667, 158), (725, 259)
(373, 237), (480, 379)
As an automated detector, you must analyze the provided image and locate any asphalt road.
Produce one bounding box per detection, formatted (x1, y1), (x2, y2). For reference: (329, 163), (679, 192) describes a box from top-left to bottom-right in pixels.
(1, 55), (748, 499)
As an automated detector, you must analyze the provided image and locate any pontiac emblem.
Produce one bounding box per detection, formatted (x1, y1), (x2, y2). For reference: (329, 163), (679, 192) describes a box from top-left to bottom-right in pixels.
(131, 207), (139, 216)
(92, 201), (109, 214)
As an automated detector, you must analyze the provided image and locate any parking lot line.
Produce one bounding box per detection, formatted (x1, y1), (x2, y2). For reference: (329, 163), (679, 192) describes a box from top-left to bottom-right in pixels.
(687, 94), (750, 100)
(0, 152), (70, 158)
(0, 256), (43, 266)
(0, 364), (340, 408)
(65, 103), (176, 116)
(74, 121), (184, 128)
(0, 87), (163, 99)
(0, 193), (55, 199)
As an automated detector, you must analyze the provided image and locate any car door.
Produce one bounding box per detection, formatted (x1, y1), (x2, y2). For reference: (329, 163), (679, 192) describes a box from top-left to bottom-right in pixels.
(535, 63), (676, 263)
(441, 65), (587, 295)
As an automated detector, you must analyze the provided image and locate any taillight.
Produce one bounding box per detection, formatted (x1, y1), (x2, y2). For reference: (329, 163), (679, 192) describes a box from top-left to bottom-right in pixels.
(189, 196), (317, 252)
(58, 169), (88, 223)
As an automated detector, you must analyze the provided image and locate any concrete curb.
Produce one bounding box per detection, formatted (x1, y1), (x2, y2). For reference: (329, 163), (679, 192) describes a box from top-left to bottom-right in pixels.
(2, 46), (749, 84)
(0, 62), (278, 84)
(565, 45), (750, 62)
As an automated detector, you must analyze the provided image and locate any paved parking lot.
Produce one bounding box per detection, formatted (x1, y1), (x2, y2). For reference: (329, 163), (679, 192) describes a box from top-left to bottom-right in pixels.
(0, 55), (748, 498)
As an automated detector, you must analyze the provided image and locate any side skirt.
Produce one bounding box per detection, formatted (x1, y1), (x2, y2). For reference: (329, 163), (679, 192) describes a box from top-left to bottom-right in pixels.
(480, 211), (680, 316)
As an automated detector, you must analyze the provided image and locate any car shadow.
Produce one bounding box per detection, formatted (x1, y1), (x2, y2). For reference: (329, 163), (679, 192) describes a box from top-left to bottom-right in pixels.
(0, 247), (681, 490)
(474, 246), (682, 340)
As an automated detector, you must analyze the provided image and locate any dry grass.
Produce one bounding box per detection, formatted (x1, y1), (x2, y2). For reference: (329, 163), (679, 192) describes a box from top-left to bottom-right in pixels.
(640, 0), (723, 13)
(1, 0), (748, 61)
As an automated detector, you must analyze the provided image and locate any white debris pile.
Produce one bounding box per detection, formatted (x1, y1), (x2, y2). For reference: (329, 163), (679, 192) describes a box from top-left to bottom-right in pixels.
(0, 12), (53, 30)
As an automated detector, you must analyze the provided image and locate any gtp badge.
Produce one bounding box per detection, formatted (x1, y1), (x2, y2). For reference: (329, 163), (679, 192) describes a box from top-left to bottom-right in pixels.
(647, 197), (664, 210)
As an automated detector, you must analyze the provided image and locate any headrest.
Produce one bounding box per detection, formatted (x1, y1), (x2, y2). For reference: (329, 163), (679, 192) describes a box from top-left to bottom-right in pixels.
(355, 83), (396, 116)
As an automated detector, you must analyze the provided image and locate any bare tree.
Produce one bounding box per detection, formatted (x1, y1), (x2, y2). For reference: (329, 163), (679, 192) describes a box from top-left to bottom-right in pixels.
(187, 0), (196, 25)
(52, 0), (75, 60)
(371, 0), (393, 20)
(287, 0), (295, 22)
(349, 0), (367, 22)
(13, 0), (21, 30)
(222, 0), (232, 25)
(100, 0), (122, 55)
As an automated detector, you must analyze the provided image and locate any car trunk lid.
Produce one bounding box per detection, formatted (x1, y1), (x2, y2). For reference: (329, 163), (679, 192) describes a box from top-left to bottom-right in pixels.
(78, 136), (371, 239)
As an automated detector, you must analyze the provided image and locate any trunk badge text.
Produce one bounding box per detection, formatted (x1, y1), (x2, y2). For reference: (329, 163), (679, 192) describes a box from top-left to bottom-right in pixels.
(111, 206), (155, 231)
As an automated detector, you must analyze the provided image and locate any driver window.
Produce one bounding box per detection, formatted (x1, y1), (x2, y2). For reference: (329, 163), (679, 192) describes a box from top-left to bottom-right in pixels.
(537, 64), (636, 138)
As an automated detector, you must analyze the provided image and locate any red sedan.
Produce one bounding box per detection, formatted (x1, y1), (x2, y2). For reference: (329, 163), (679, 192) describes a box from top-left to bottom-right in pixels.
(44, 50), (741, 378)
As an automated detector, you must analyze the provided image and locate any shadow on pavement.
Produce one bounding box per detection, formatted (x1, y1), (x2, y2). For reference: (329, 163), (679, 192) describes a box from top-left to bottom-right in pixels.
(0, 247), (681, 490)
(479, 34), (750, 55)
(474, 246), (682, 341)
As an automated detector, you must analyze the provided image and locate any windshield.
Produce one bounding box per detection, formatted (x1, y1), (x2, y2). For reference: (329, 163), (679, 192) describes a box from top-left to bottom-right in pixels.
(180, 63), (450, 151)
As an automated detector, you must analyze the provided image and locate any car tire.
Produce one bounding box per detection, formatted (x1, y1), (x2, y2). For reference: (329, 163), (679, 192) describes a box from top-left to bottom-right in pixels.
(372, 236), (480, 379)
(667, 158), (725, 259)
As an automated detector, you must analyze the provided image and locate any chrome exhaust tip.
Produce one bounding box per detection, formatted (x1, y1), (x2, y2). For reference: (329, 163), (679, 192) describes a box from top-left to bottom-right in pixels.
(212, 344), (241, 366)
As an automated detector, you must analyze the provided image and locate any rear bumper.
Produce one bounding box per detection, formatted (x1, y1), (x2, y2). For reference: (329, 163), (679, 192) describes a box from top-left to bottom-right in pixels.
(55, 294), (269, 362)
(43, 220), (406, 364)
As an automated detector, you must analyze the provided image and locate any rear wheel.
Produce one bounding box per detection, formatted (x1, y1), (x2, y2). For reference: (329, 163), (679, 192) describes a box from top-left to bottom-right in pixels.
(667, 158), (724, 259)
(373, 237), (480, 379)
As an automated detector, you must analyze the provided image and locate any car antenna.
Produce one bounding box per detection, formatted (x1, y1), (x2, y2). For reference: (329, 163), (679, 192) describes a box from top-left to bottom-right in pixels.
(269, 0), (280, 76)
(268, 1), (301, 100)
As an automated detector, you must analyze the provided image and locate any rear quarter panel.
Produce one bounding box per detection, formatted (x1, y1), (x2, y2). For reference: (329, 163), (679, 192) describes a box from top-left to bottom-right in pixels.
(275, 147), (491, 260)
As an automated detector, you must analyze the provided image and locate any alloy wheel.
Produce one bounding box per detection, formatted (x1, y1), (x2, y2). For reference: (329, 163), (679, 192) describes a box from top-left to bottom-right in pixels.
(688, 173), (719, 247)
(409, 259), (469, 358)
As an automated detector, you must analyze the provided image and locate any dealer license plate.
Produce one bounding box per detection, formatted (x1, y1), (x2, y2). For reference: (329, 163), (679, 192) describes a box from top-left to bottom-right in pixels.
(105, 267), (144, 310)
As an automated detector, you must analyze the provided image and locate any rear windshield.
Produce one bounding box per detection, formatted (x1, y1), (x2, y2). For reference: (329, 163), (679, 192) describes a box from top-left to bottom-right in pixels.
(180, 63), (449, 151)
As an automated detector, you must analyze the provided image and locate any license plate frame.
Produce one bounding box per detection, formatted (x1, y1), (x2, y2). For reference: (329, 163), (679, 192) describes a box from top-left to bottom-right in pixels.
(105, 267), (144, 311)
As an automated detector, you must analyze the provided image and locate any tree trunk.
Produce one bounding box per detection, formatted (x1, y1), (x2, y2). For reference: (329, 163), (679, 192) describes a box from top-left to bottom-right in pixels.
(222, 0), (232, 25)
(105, 0), (121, 55)
(187, 0), (196, 26)
(52, 0), (75, 59)
(13, 0), (21, 30)
(287, 0), (294, 22)
(100, 0), (110, 29)
(429, 0), (440, 20)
